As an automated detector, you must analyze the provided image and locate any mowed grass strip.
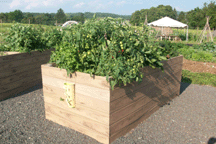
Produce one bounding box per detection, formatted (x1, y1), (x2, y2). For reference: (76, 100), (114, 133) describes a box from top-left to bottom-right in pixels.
(182, 70), (216, 87)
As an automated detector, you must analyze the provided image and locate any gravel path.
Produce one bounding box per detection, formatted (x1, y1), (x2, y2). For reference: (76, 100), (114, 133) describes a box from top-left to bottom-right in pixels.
(0, 83), (216, 144)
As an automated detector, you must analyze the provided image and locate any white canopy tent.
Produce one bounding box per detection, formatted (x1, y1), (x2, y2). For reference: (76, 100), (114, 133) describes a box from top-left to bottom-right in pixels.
(62, 21), (78, 27)
(147, 16), (188, 41)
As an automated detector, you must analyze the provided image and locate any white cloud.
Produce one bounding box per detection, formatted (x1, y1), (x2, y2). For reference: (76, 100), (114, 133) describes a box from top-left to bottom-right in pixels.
(74, 2), (85, 8)
(116, 1), (126, 6)
(25, 2), (39, 10)
(9, 0), (73, 10)
(10, 0), (21, 8)
(108, 1), (113, 5)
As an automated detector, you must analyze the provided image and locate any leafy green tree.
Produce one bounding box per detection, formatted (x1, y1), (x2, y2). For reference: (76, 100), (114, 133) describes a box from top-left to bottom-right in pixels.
(130, 10), (141, 26)
(55, 8), (67, 23)
(0, 13), (7, 22)
(178, 11), (186, 23)
(71, 13), (85, 23)
(8, 10), (24, 22)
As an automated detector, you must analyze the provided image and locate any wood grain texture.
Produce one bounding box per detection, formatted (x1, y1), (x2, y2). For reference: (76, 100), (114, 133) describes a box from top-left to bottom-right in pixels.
(109, 104), (159, 143)
(0, 49), (53, 100)
(110, 89), (179, 134)
(0, 79), (41, 101)
(110, 64), (182, 102)
(0, 68), (41, 86)
(43, 84), (109, 113)
(42, 75), (110, 102)
(0, 53), (50, 72)
(41, 64), (110, 90)
(44, 92), (109, 125)
(0, 49), (53, 63)
(45, 111), (110, 144)
(45, 102), (109, 135)
(41, 55), (183, 144)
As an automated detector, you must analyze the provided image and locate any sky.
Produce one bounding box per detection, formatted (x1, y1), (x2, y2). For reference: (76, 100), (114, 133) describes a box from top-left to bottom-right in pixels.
(0, 0), (212, 15)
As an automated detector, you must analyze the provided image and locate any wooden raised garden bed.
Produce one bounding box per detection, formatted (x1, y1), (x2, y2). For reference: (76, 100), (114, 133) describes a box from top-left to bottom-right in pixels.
(41, 55), (183, 144)
(0, 49), (54, 101)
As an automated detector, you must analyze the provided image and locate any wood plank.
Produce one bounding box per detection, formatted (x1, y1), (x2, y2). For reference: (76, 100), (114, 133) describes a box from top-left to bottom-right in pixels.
(111, 96), (152, 124)
(110, 66), (182, 102)
(0, 79), (41, 101)
(0, 68), (41, 86)
(110, 105), (159, 143)
(42, 75), (110, 102)
(110, 89), (179, 134)
(110, 85), (179, 125)
(140, 56), (183, 74)
(110, 75), (180, 114)
(110, 100), (157, 134)
(0, 53), (51, 72)
(43, 92), (109, 125)
(43, 84), (109, 113)
(45, 112), (109, 144)
(41, 64), (110, 90)
(45, 102), (109, 136)
(162, 55), (183, 67)
(0, 73), (42, 94)
(0, 49), (54, 63)
(0, 59), (47, 79)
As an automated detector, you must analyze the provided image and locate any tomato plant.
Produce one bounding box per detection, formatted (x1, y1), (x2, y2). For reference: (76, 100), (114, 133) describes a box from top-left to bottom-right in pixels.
(50, 17), (167, 90)
(1, 23), (64, 53)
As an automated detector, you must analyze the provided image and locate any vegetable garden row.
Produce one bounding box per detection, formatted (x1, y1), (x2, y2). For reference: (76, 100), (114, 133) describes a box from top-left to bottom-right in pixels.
(0, 17), (215, 144)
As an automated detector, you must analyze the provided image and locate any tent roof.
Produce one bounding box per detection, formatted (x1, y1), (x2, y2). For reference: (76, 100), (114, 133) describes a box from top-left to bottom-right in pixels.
(62, 21), (78, 27)
(147, 16), (188, 28)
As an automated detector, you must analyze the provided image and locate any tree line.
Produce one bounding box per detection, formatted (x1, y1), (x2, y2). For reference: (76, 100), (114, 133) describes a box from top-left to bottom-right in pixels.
(0, 9), (130, 26)
(130, 2), (216, 29)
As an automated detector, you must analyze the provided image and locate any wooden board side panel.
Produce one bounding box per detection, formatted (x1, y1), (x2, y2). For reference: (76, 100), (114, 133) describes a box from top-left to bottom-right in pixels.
(110, 82), (180, 124)
(111, 63), (182, 102)
(45, 102), (109, 136)
(0, 49), (53, 63)
(0, 79), (41, 101)
(0, 53), (51, 72)
(45, 112), (109, 144)
(110, 105), (159, 143)
(41, 64), (110, 90)
(0, 68), (41, 86)
(43, 84), (109, 113)
(42, 75), (110, 102)
(0, 55), (50, 79)
(43, 91), (109, 125)
(0, 72), (42, 94)
(110, 89), (179, 134)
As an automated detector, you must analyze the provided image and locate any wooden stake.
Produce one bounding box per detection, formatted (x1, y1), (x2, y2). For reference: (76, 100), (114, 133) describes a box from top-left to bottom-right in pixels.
(29, 19), (30, 25)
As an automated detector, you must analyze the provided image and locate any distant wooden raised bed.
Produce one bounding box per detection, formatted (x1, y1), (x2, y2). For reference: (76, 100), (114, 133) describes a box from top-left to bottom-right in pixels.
(0, 49), (54, 101)
(41, 55), (183, 144)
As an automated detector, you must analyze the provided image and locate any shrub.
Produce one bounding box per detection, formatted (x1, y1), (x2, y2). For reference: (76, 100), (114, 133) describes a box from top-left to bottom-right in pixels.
(192, 51), (213, 62)
(193, 42), (216, 56)
(177, 47), (195, 59)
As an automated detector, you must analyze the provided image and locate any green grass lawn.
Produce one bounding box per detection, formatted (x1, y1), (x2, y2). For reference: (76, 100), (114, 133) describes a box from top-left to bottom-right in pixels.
(182, 70), (216, 87)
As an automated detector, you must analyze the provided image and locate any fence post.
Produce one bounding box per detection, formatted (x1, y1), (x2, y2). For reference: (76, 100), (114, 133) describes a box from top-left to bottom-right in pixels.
(29, 19), (30, 25)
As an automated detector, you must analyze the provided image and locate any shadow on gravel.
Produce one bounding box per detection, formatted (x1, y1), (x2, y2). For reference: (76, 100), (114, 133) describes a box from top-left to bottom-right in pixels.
(180, 82), (191, 94)
(0, 84), (42, 102)
(208, 137), (216, 144)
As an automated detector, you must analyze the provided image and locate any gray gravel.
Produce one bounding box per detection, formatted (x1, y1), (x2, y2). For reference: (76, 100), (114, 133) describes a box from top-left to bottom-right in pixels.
(0, 83), (216, 144)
